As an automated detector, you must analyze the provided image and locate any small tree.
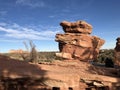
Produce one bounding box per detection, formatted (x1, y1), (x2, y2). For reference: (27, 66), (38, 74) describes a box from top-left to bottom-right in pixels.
(29, 41), (38, 63)
(20, 40), (38, 63)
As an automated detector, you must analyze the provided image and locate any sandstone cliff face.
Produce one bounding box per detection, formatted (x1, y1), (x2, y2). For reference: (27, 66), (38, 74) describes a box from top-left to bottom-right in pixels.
(114, 37), (120, 66)
(55, 20), (105, 61)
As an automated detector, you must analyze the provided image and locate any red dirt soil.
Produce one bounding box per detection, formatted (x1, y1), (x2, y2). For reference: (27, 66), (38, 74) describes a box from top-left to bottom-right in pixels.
(0, 55), (120, 90)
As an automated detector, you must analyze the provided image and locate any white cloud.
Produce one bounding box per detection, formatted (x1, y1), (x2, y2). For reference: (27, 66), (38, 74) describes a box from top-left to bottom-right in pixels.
(0, 22), (60, 41)
(49, 15), (56, 18)
(0, 39), (22, 42)
(0, 11), (7, 16)
(0, 22), (7, 26)
(16, 0), (45, 8)
(12, 23), (21, 28)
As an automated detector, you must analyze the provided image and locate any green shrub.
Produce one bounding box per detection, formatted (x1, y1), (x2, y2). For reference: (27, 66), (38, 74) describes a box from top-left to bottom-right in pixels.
(97, 49), (114, 64)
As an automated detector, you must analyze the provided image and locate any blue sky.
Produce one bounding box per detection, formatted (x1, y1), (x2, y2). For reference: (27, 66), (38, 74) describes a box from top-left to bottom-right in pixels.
(0, 0), (120, 52)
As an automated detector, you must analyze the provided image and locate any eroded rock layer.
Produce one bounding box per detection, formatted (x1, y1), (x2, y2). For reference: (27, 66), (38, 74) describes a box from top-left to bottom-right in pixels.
(114, 37), (120, 66)
(55, 20), (105, 61)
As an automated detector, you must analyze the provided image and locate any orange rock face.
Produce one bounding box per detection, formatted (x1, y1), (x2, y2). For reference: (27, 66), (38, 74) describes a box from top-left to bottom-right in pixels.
(9, 49), (28, 54)
(55, 20), (105, 61)
(60, 20), (92, 34)
(114, 37), (120, 65)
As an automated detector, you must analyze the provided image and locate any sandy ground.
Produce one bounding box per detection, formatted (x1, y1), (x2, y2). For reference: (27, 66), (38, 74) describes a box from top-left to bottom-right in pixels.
(0, 55), (120, 89)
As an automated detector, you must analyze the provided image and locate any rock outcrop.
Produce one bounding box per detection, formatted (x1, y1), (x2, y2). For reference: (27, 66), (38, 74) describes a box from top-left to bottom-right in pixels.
(60, 20), (92, 34)
(114, 37), (120, 66)
(55, 20), (105, 61)
(9, 49), (28, 53)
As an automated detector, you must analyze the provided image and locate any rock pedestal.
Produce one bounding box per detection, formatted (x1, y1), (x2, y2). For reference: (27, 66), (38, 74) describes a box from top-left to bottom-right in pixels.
(114, 37), (120, 66)
(55, 20), (105, 61)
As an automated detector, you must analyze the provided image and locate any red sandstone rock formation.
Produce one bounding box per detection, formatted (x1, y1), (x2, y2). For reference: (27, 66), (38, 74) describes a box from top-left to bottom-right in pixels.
(60, 20), (92, 34)
(55, 20), (105, 61)
(114, 37), (120, 66)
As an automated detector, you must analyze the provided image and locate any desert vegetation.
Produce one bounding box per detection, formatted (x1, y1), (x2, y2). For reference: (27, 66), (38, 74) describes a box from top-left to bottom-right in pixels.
(3, 49), (114, 64)
(3, 40), (63, 63)
(97, 49), (114, 63)
(3, 51), (62, 63)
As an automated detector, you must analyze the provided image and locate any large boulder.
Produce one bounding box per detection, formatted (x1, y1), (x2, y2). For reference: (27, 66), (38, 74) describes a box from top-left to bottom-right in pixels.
(55, 20), (105, 61)
(60, 20), (92, 34)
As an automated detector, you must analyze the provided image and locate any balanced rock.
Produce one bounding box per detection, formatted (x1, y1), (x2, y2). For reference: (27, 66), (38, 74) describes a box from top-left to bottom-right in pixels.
(55, 20), (105, 61)
(114, 37), (120, 65)
(60, 20), (92, 34)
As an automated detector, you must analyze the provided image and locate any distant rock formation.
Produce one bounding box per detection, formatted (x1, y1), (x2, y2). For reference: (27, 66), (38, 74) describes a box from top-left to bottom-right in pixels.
(114, 37), (120, 66)
(55, 20), (105, 61)
(9, 49), (28, 54)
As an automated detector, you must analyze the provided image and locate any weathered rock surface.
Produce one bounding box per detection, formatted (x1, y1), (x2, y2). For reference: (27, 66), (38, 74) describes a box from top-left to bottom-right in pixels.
(60, 20), (92, 34)
(114, 37), (120, 66)
(55, 20), (105, 61)
(0, 55), (120, 90)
